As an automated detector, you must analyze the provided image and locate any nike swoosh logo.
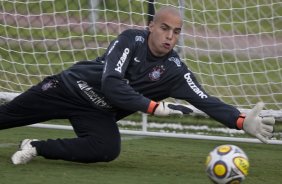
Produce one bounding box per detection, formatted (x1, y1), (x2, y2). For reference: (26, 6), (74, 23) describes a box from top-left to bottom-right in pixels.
(134, 57), (141, 63)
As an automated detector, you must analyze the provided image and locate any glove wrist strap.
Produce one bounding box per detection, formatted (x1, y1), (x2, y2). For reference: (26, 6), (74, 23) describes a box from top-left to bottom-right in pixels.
(236, 113), (246, 129)
(147, 101), (158, 114)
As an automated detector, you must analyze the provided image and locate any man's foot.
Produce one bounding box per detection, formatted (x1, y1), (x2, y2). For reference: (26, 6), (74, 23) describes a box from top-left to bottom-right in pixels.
(11, 139), (38, 165)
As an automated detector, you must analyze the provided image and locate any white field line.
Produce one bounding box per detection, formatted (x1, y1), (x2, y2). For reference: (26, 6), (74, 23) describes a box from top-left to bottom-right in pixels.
(118, 120), (246, 135)
(27, 122), (244, 135)
(121, 136), (147, 141)
(0, 143), (18, 148)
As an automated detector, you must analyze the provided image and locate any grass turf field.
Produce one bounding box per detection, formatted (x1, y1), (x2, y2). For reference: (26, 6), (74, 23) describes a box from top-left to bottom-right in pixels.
(0, 126), (282, 184)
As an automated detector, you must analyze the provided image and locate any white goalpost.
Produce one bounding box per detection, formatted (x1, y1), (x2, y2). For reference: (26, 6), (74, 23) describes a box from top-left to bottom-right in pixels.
(0, 0), (281, 141)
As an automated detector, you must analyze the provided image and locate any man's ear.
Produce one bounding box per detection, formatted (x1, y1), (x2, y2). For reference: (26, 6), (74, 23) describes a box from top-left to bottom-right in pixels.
(148, 21), (154, 32)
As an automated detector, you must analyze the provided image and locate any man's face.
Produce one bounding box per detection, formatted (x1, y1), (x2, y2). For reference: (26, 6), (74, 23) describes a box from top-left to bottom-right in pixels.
(148, 13), (182, 57)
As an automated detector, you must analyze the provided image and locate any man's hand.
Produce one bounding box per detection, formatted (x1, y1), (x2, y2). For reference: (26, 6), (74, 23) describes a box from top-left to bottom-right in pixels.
(150, 101), (193, 116)
(241, 102), (275, 143)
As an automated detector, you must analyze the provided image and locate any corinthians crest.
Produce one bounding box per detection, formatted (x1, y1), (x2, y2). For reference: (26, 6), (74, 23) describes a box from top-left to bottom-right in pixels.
(148, 65), (165, 81)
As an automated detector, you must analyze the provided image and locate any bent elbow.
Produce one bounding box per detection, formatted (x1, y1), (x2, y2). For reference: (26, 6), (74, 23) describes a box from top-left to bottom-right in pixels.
(101, 77), (113, 98)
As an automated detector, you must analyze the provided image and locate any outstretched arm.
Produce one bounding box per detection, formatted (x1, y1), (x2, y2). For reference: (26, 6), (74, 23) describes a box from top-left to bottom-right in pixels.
(169, 67), (275, 143)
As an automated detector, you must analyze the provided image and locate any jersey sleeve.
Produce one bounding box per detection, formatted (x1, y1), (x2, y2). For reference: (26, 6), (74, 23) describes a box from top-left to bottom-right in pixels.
(170, 67), (241, 129)
(101, 31), (152, 113)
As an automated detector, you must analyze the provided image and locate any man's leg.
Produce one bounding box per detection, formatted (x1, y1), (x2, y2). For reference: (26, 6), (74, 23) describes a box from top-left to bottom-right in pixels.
(26, 111), (121, 163)
(0, 76), (119, 164)
(4, 76), (121, 164)
(0, 76), (71, 129)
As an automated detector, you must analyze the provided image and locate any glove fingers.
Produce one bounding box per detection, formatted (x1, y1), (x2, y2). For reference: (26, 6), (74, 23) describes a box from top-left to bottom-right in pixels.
(248, 102), (264, 119)
(170, 110), (183, 116)
(261, 123), (274, 139)
(167, 104), (184, 115)
(260, 129), (273, 139)
(262, 117), (275, 125)
(167, 104), (193, 114)
(155, 102), (183, 116)
(256, 134), (269, 144)
(261, 123), (274, 133)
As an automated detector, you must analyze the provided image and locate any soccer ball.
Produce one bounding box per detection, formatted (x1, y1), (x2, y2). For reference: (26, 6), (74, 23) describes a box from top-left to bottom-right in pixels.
(205, 144), (249, 184)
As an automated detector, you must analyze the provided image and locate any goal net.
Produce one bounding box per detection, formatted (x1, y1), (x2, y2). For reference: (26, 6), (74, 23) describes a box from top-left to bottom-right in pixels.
(0, 0), (281, 119)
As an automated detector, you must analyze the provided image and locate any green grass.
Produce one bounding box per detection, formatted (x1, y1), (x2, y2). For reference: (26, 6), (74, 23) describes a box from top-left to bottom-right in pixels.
(0, 126), (282, 184)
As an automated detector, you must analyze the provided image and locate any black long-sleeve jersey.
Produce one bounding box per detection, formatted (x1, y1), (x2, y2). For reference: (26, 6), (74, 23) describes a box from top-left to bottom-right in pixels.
(59, 29), (241, 129)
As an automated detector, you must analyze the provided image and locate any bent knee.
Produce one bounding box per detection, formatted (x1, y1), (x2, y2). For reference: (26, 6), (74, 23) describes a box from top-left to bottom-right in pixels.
(85, 138), (121, 163)
(101, 144), (121, 162)
(84, 144), (120, 163)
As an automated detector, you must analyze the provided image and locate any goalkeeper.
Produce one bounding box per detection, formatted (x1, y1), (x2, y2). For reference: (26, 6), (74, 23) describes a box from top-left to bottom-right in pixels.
(0, 6), (275, 165)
